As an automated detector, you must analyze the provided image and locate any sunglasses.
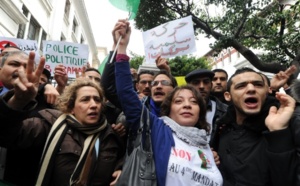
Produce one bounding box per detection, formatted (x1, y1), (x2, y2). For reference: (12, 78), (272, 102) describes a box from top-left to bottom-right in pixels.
(151, 80), (172, 87)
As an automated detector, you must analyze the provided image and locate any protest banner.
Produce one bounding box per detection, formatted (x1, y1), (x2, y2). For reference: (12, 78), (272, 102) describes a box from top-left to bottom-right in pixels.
(43, 41), (89, 78)
(142, 15), (196, 63)
(0, 36), (39, 62)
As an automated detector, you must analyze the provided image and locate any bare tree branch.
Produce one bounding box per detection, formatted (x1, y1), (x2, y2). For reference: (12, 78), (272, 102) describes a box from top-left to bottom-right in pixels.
(230, 40), (286, 73)
(234, 8), (250, 38)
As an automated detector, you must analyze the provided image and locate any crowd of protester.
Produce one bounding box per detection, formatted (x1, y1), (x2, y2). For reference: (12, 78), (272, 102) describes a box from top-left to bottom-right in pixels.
(0, 19), (299, 186)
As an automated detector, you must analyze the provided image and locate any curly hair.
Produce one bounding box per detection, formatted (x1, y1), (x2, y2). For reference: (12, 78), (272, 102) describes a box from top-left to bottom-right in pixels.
(160, 85), (209, 132)
(56, 79), (105, 114)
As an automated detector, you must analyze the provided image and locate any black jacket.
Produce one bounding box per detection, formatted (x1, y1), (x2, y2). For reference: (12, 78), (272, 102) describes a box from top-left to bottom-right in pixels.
(209, 95), (228, 145)
(0, 93), (125, 186)
(211, 96), (298, 186)
(1, 84), (53, 186)
(101, 51), (122, 109)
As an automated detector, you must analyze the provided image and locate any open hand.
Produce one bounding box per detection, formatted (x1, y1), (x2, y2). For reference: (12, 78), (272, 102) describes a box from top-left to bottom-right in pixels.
(265, 92), (296, 131)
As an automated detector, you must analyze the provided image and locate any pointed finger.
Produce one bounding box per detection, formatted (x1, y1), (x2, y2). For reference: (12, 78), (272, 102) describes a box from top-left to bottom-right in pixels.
(26, 52), (36, 75)
(35, 57), (45, 78)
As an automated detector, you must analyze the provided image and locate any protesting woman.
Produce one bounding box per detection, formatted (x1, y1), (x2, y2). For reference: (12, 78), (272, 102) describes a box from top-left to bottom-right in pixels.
(114, 20), (223, 186)
(0, 52), (124, 185)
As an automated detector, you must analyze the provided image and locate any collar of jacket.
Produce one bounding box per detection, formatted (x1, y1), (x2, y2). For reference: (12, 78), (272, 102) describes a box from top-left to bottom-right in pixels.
(209, 95), (228, 112)
(217, 95), (279, 133)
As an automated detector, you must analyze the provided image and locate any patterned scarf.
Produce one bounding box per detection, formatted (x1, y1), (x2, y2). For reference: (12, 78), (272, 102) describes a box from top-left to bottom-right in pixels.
(36, 113), (107, 186)
(160, 116), (208, 147)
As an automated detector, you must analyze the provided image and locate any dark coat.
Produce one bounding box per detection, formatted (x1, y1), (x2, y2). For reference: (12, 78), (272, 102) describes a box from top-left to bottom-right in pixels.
(211, 96), (298, 186)
(0, 93), (124, 186)
(1, 84), (55, 185)
(209, 95), (228, 145)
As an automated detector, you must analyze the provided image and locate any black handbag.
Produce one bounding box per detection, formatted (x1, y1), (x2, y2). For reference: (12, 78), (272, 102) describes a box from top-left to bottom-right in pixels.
(116, 105), (157, 186)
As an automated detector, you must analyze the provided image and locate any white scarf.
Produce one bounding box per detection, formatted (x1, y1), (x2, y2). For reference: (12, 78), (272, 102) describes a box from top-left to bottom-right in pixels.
(160, 116), (208, 147)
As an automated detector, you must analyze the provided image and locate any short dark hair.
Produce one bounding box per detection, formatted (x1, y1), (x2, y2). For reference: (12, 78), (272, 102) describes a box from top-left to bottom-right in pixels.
(258, 73), (270, 87)
(154, 70), (178, 88)
(160, 85), (209, 132)
(212, 69), (228, 80)
(1, 51), (28, 67)
(85, 67), (101, 75)
(136, 70), (154, 83)
(42, 68), (51, 82)
(227, 67), (264, 92)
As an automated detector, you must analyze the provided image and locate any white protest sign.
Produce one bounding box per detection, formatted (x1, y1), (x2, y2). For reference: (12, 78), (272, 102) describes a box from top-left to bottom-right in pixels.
(142, 15), (196, 63)
(43, 41), (89, 78)
(0, 36), (40, 62)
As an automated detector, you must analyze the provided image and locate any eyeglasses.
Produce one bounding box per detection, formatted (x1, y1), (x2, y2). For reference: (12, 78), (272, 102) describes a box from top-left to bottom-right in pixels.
(151, 80), (172, 87)
(139, 80), (152, 85)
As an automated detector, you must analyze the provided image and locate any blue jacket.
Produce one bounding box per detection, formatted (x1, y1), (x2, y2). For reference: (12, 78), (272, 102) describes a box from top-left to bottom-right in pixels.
(115, 61), (174, 186)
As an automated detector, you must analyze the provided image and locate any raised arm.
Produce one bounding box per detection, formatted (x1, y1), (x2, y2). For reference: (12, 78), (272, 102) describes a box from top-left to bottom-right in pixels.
(0, 52), (51, 148)
(53, 64), (68, 94)
(155, 55), (171, 73)
(270, 65), (297, 93)
(114, 20), (143, 130)
(101, 21), (131, 109)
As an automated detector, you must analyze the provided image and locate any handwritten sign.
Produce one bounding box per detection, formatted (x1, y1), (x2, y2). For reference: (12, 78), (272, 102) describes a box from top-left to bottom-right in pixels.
(43, 41), (89, 78)
(142, 16), (196, 63)
(0, 36), (40, 62)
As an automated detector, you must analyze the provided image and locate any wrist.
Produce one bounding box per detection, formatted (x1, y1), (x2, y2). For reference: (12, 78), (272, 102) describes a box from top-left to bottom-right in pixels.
(116, 54), (130, 62)
(8, 95), (33, 110)
(57, 84), (65, 88)
(117, 47), (127, 55)
(268, 126), (288, 132)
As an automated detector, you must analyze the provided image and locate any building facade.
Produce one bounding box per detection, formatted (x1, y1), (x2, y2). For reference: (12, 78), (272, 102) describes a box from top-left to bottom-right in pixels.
(0, 0), (100, 67)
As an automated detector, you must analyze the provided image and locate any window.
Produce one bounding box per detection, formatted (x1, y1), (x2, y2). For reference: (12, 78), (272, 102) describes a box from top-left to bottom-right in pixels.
(72, 19), (77, 34)
(27, 16), (40, 40)
(64, 0), (71, 19)
(80, 35), (85, 44)
(228, 48), (231, 63)
(17, 5), (29, 39)
(40, 31), (47, 50)
(221, 54), (224, 66)
(17, 24), (26, 39)
(22, 5), (29, 17)
(61, 33), (66, 41)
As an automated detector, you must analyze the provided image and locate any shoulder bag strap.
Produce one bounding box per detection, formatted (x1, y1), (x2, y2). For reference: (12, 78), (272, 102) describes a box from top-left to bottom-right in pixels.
(69, 134), (94, 185)
(144, 108), (153, 152)
(36, 114), (67, 186)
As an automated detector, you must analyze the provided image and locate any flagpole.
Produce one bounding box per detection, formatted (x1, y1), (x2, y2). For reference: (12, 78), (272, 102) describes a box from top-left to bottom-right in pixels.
(109, 36), (122, 64)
